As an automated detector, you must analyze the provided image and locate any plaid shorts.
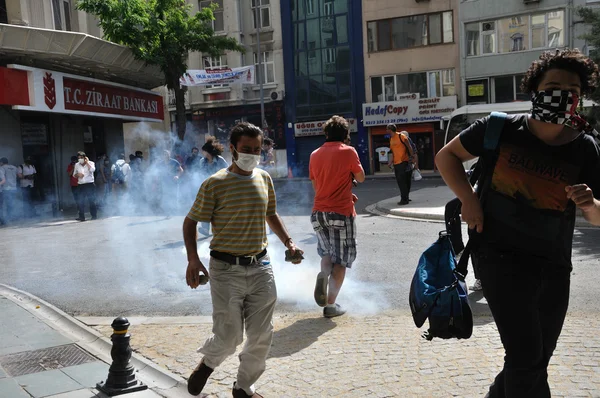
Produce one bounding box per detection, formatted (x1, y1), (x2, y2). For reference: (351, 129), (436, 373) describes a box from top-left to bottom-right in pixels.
(310, 211), (357, 268)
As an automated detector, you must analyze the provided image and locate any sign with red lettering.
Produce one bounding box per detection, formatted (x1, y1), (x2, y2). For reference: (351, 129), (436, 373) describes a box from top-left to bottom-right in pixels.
(294, 118), (358, 137)
(63, 78), (162, 119)
(8, 65), (164, 122)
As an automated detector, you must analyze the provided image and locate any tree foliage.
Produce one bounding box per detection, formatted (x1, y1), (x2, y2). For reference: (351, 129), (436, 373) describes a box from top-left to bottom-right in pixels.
(77, 0), (244, 140)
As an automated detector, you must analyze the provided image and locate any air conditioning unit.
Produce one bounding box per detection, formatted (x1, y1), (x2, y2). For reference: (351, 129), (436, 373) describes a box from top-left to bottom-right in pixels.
(269, 90), (284, 101)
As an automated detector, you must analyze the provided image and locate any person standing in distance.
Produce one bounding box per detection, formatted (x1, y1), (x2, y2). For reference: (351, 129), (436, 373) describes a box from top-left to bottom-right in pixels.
(309, 115), (365, 318)
(182, 122), (303, 398)
(73, 151), (97, 221)
(387, 124), (415, 205)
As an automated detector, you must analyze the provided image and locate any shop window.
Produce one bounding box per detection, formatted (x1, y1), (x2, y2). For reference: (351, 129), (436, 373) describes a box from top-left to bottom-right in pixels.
(492, 74), (529, 103)
(466, 79), (489, 104)
(199, 0), (224, 32)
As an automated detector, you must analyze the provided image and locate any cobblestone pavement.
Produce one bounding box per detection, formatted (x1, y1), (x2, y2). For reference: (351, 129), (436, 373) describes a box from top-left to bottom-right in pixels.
(94, 312), (600, 398)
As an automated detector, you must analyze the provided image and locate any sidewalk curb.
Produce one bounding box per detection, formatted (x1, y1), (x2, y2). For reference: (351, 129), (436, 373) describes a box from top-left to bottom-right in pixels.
(371, 200), (598, 229)
(0, 284), (191, 398)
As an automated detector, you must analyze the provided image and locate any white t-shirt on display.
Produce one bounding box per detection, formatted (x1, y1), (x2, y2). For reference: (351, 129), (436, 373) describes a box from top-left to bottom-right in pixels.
(375, 147), (391, 163)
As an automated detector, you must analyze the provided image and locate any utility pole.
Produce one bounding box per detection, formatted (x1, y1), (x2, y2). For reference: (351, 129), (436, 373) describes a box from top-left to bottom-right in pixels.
(256, 4), (266, 130)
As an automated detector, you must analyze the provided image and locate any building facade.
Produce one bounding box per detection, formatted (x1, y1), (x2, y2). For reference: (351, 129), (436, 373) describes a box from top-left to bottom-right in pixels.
(280, 0), (368, 177)
(175, 0), (287, 177)
(0, 1), (166, 213)
(459, 0), (596, 107)
(362, 0), (461, 174)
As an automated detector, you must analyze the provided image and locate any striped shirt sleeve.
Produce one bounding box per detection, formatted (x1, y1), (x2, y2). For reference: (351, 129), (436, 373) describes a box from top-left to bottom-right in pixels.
(266, 174), (277, 217)
(187, 179), (215, 222)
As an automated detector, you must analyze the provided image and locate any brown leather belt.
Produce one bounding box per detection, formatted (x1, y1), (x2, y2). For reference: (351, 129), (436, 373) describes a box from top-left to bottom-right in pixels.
(210, 249), (267, 266)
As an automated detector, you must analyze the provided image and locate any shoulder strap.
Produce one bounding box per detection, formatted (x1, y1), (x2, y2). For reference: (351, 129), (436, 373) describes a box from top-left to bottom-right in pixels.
(483, 112), (507, 151)
(455, 112), (507, 280)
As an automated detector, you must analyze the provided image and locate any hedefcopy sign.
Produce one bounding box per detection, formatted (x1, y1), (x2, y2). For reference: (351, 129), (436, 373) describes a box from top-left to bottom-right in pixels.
(294, 118), (358, 137)
(8, 65), (164, 122)
(362, 96), (457, 126)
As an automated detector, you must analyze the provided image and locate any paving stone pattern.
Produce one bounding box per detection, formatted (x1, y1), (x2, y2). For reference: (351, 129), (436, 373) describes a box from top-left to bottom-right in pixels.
(95, 313), (600, 398)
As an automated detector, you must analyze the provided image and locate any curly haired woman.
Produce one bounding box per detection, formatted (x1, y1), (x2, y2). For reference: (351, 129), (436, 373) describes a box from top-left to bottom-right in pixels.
(436, 49), (600, 397)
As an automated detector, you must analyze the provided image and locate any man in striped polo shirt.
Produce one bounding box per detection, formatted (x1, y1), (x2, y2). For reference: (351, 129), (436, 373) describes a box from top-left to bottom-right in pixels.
(182, 123), (303, 398)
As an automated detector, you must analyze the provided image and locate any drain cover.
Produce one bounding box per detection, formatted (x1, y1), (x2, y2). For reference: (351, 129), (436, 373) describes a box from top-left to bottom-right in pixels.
(0, 344), (97, 377)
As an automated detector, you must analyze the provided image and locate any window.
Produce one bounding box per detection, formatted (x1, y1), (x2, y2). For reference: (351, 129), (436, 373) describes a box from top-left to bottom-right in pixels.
(306, 0), (315, 15)
(466, 79), (489, 104)
(202, 56), (228, 88)
(492, 75), (529, 103)
(252, 0), (271, 29)
(370, 69), (456, 101)
(466, 10), (564, 56)
(367, 11), (453, 52)
(367, 21), (378, 52)
(498, 16), (529, 53)
(52, 0), (72, 31)
(482, 22), (496, 54)
(254, 52), (275, 84)
(199, 0), (224, 32)
(466, 23), (480, 56)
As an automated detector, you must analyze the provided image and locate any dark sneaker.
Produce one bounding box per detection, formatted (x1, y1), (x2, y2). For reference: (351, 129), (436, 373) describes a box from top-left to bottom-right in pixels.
(232, 383), (264, 398)
(324, 303), (346, 318)
(397, 200), (409, 206)
(314, 271), (328, 307)
(187, 361), (213, 396)
(75, 218), (86, 222)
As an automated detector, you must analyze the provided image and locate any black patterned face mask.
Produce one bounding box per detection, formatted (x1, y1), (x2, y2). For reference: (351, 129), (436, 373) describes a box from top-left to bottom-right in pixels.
(531, 90), (579, 125)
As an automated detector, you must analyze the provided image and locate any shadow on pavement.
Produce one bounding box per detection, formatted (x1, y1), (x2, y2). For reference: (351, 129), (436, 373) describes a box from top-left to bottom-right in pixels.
(268, 317), (337, 359)
(572, 227), (600, 260)
(469, 290), (494, 323)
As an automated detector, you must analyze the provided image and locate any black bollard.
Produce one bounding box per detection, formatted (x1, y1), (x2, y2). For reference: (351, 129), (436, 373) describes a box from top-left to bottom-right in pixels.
(97, 317), (148, 396)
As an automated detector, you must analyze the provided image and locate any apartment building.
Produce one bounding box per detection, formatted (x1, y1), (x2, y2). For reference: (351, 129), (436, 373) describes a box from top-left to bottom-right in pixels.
(280, 0), (368, 177)
(460, 0), (596, 106)
(0, 0), (167, 212)
(174, 0), (287, 176)
(362, 0), (461, 173)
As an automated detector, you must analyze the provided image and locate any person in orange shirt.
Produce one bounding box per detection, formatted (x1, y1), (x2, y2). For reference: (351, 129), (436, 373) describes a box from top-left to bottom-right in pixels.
(309, 116), (365, 318)
(387, 124), (415, 205)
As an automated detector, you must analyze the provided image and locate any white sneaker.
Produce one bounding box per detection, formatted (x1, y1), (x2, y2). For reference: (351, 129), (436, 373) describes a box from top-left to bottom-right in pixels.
(472, 279), (483, 291)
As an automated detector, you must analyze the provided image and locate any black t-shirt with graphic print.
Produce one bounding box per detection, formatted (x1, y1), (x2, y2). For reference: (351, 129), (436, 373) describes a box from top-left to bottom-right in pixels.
(460, 114), (600, 267)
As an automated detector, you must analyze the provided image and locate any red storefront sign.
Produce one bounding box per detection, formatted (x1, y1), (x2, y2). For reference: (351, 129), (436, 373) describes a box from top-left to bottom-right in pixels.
(63, 77), (164, 120)
(0, 67), (30, 106)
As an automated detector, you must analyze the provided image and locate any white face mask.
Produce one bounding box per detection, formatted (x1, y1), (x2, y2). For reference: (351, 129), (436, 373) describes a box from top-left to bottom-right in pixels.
(233, 150), (260, 172)
(78, 159), (85, 165)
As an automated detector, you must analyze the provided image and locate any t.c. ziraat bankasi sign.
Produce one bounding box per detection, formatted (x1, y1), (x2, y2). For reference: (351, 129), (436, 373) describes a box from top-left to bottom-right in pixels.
(362, 96), (457, 126)
(8, 64), (164, 123)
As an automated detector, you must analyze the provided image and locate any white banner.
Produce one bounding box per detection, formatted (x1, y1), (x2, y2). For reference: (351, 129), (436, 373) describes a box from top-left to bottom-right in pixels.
(362, 96), (458, 126)
(180, 65), (256, 87)
(294, 118), (358, 137)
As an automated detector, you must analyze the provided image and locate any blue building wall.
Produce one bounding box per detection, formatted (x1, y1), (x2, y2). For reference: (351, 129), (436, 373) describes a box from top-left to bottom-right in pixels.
(280, 0), (369, 177)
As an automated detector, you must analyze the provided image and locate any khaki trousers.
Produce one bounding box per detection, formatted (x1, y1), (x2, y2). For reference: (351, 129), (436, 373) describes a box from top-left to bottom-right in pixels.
(199, 255), (277, 395)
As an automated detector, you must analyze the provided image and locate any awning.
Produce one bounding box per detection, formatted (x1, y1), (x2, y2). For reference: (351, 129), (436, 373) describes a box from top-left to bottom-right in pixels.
(0, 23), (164, 90)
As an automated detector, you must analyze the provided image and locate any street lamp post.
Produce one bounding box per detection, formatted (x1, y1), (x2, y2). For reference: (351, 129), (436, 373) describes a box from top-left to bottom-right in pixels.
(255, 4), (266, 130)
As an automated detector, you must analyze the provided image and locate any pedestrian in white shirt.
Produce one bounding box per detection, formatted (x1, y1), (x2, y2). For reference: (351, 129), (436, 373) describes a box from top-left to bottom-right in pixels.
(73, 151), (97, 221)
(17, 156), (37, 218)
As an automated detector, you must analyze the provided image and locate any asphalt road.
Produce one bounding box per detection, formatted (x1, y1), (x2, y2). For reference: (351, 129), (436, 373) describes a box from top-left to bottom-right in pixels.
(1, 177), (599, 319)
